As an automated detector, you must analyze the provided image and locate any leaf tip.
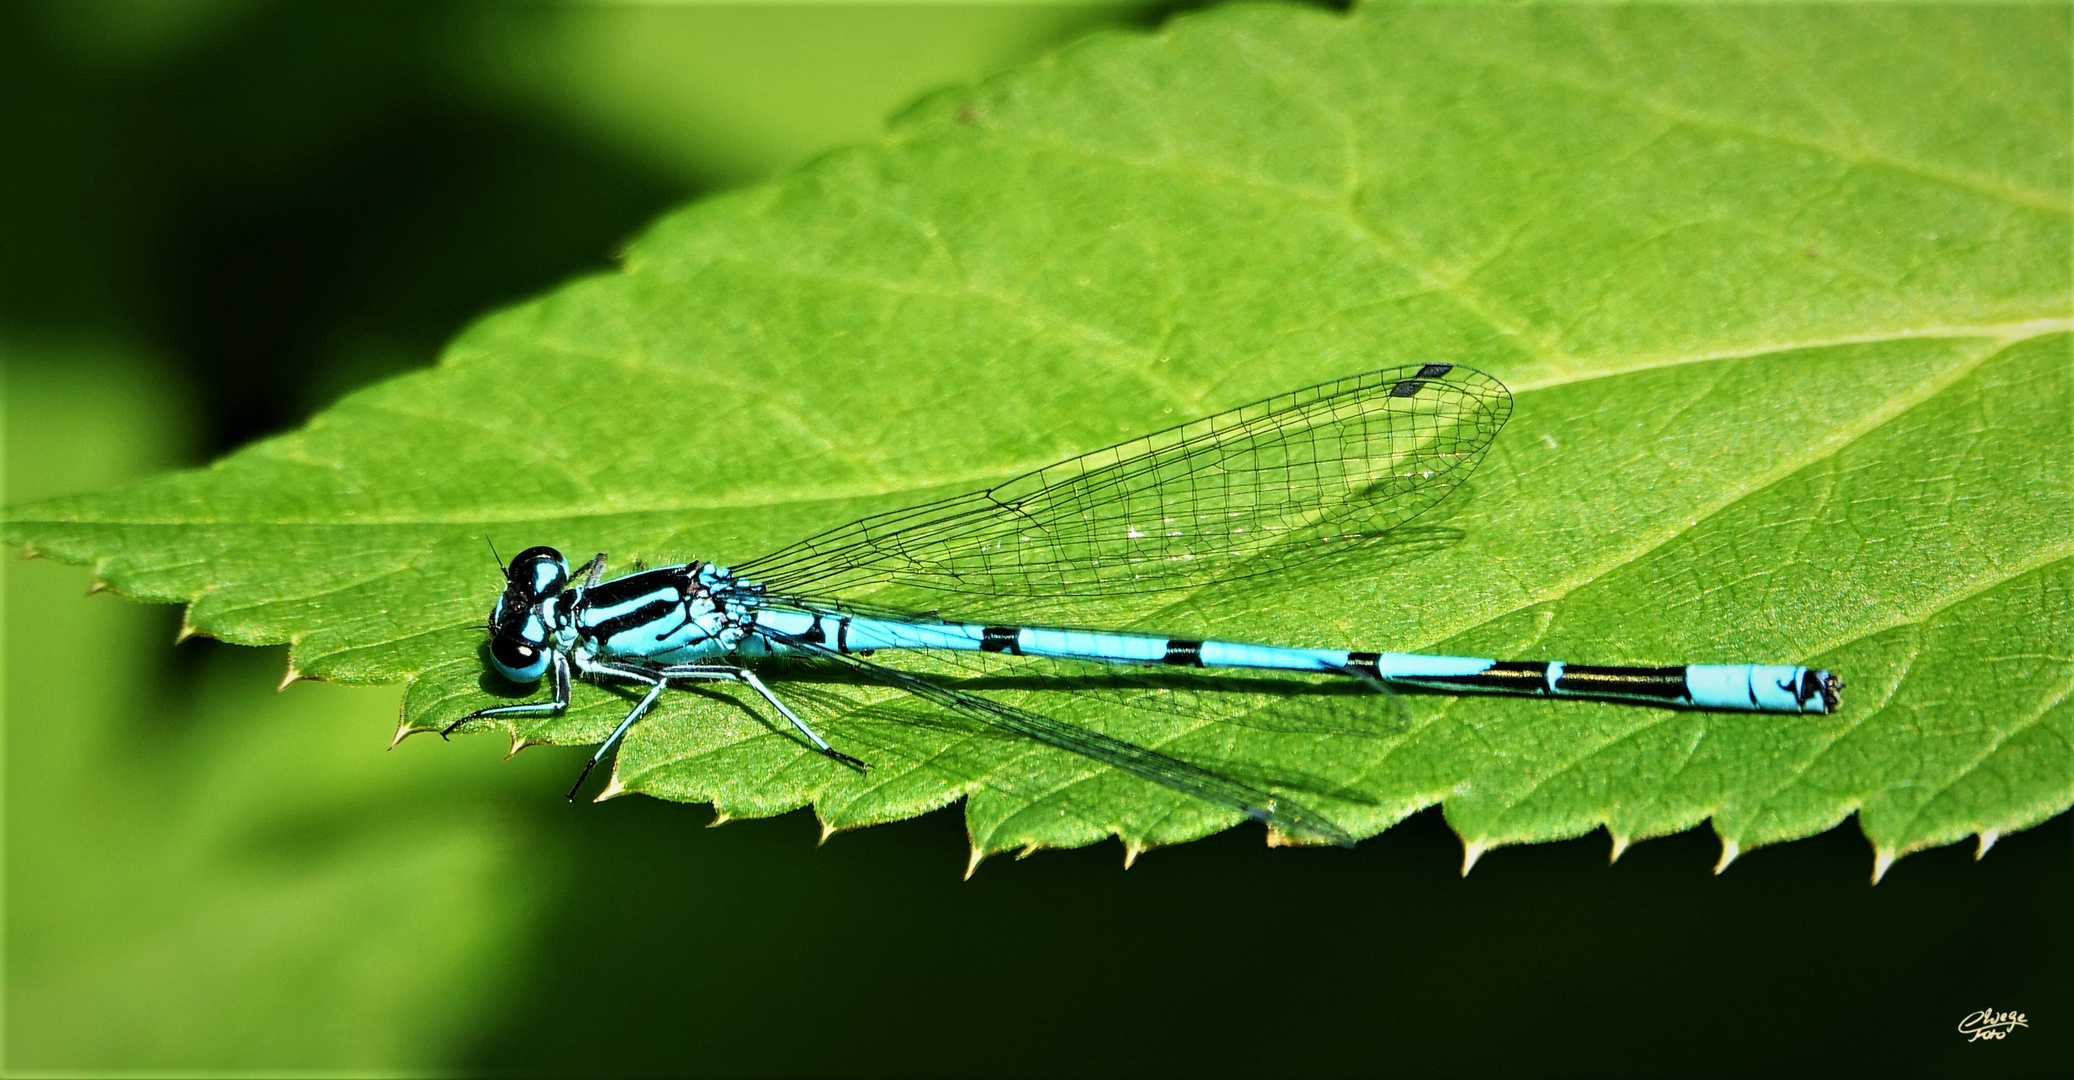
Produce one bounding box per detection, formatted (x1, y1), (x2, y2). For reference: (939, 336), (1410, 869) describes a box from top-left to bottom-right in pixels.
(85, 577), (109, 596)
(1713, 838), (1741, 875)
(1975, 830), (1999, 860)
(1122, 843), (1144, 870)
(964, 847), (988, 881)
(276, 664), (302, 692)
(594, 775), (628, 802)
(818, 819), (839, 847)
(1870, 847), (1897, 885)
(504, 735), (537, 760)
(708, 811), (732, 829)
(388, 721), (420, 750)
(1607, 832), (1631, 864)
(1459, 838), (1486, 877)
(174, 619), (200, 645)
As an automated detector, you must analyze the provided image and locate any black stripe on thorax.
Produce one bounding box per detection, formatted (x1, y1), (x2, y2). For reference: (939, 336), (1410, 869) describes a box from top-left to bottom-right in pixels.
(1162, 640), (1204, 666)
(592, 599), (679, 644)
(980, 626), (1022, 654)
(581, 568), (687, 606)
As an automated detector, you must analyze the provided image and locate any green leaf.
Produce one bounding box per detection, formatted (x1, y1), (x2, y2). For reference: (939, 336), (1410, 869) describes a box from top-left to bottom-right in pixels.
(8, 3), (2069, 873)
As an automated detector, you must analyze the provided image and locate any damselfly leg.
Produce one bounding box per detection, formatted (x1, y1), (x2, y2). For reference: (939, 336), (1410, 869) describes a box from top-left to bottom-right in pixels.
(441, 653), (572, 737)
(655, 663), (867, 770)
(567, 660), (670, 799)
(564, 660), (867, 799)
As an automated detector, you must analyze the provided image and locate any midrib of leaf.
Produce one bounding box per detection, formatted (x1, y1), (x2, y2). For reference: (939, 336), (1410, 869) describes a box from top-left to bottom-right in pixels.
(1510, 317), (2073, 390)
(1160, 328), (2068, 855)
(947, 28), (2071, 368)
(1112, 325), (2062, 653)
(670, 103), (2073, 424)
(1461, 393), (2068, 841)
(21, 94), (2065, 535)
(29, 323), (2064, 681)
(1420, 332), (2059, 654)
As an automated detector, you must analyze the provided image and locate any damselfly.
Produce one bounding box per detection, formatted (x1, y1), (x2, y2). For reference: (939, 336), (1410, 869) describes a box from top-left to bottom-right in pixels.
(444, 365), (1839, 846)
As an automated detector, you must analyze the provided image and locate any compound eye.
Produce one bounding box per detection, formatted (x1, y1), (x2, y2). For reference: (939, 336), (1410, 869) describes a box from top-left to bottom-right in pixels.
(507, 546), (569, 600)
(490, 635), (550, 683)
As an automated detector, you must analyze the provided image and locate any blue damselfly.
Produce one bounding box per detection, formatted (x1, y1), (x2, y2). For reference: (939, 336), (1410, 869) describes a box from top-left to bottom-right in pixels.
(445, 365), (1838, 846)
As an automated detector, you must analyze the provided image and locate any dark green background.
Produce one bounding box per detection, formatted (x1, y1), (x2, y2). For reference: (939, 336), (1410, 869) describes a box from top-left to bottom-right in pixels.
(4, 2), (2065, 1075)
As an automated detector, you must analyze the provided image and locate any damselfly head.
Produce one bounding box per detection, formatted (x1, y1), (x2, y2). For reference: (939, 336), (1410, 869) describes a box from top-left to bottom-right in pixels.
(506, 546), (571, 600)
(484, 546), (567, 683)
(489, 633), (550, 684)
(486, 594), (554, 683)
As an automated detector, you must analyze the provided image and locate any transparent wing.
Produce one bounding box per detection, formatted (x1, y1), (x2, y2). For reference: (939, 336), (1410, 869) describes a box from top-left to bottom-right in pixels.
(733, 365), (1509, 615)
(764, 630), (1357, 847)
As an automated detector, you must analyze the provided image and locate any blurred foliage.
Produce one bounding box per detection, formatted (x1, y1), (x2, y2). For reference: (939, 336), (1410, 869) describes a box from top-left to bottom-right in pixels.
(2, 1), (2068, 1076)
(6, 362), (564, 1069)
(3, 0), (1147, 456)
(466, 2), (1154, 186)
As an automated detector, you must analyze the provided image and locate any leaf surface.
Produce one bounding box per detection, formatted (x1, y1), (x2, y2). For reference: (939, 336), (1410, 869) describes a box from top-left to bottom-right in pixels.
(9, 3), (2069, 870)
